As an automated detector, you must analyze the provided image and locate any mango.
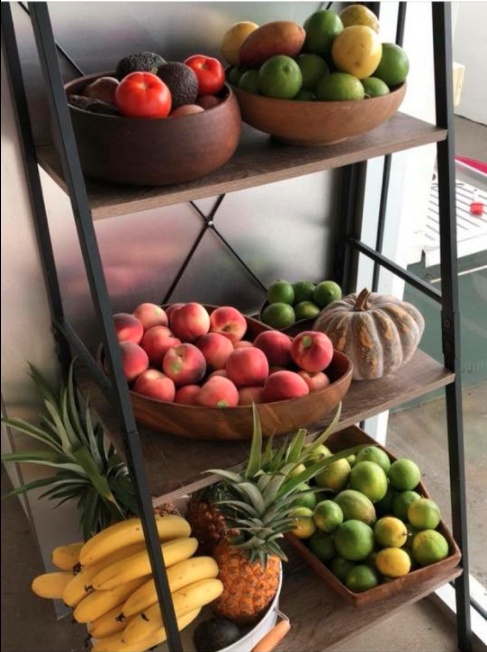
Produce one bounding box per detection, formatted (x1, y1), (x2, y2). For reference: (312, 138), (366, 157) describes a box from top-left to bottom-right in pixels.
(239, 21), (306, 69)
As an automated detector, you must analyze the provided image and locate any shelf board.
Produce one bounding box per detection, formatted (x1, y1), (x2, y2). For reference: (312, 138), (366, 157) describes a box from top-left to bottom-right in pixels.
(76, 348), (454, 502)
(37, 113), (446, 220)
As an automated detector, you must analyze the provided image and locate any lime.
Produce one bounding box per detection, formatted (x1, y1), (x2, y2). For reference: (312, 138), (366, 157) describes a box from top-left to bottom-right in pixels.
(375, 547), (411, 577)
(304, 10), (344, 56)
(290, 507), (316, 539)
(374, 43), (409, 86)
(293, 483), (317, 510)
(295, 301), (321, 321)
(350, 461), (388, 503)
(238, 70), (260, 94)
(340, 4), (379, 32)
(355, 446), (391, 473)
(292, 280), (316, 303)
(334, 489), (376, 525)
(305, 444), (332, 467)
(316, 72), (365, 101)
(388, 459), (421, 491)
(261, 303), (295, 329)
(267, 280), (294, 305)
(335, 520), (375, 561)
(258, 55), (302, 99)
(227, 66), (247, 85)
(314, 500), (344, 532)
(412, 530), (449, 567)
(407, 498), (441, 531)
(297, 54), (329, 91)
(295, 90), (315, 101)
(345, 564), (379, 592)
(316, 458), (351, 492)
(362, 77), (390, 97)
(347, 454), (356, 466)
(308, 531), (336, 562)
(330, 557), (355, 582)
(288, 463), (307, 479)
(374, 517), (407, 548)
(393, 491), (421, 522)
(313, 281), (342, 308)
(375, 484), (397, 517)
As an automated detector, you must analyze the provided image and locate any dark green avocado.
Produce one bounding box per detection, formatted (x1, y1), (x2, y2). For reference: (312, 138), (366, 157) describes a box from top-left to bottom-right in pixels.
(193, 617), (241, 652)
(157, 62), (199, 109)
(115, 52), (166, 80)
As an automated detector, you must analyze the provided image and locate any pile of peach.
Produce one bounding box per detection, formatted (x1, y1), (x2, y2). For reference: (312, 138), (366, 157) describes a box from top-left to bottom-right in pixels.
(114, 302), (334, 408)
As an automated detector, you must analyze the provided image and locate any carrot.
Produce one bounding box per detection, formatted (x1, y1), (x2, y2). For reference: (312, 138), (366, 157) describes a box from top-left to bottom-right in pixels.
(252, 619), (291, 652)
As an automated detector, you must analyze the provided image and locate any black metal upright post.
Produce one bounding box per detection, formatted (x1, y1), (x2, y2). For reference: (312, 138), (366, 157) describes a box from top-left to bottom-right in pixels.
(432, 4), (472, 651)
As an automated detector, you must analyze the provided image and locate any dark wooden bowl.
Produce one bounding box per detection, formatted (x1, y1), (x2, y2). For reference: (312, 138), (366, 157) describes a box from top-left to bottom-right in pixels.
(286, 425), (461, 608)
(63, 72), (242, 186)
(232, 82), (406, 146)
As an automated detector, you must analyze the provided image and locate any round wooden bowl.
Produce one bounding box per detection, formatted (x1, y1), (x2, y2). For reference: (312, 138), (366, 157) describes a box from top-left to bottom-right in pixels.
(63, 73), (242, 185)
(232, 82), (406, 146)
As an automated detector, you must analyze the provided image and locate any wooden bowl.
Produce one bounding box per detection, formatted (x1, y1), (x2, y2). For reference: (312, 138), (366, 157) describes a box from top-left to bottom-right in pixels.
(63, 73), (242, 185)
(232, 83), (406, 146)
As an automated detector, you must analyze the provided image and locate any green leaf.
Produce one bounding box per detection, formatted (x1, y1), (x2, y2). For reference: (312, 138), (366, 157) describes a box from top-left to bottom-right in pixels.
(207, 469), (242, 484)
(262, 435), (274, 471)
(1, 450), (57, 463)
(234, 482), (265, 515)
(0, 418), (64, 454)
(67, 363), (84, 441)
(44, 399), (72, 454)
(245, 404), (262, 480)
(272, 438), (288, 472)
(2, 476), (59, 500)
(307, 403), (343, 454)
(84, 404), (103, 469)
(27, 364), (58, 406)
(285, 429), (307, 464)
(263, 474), (288, 508)
(1, 451), (87, 475)
(217, 500), (260, 519)
(72, 446), (115, 503)
(61, 388), (81, 448)
(238, 535), (266, 550)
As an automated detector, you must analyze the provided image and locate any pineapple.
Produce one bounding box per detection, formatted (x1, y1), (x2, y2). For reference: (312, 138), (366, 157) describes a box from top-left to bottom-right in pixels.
(186, 485), (231, 554)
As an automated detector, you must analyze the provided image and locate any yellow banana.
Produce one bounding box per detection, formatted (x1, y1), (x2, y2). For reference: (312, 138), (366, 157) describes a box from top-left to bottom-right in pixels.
(93, 537), (198, 591)
(51, 542), (83, 571)
(88, 604), (132, 639)
(122, 556), (219, 618)
(123, 578), (223, 644)
(74, 577), (147, 623)
(80, 516), (191, 567)
(31, 572), (73, 599)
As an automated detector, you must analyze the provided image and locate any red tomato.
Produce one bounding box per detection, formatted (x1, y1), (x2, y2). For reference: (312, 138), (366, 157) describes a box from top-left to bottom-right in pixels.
(115, 72), (171, 118)
(184, 55), (225, 96)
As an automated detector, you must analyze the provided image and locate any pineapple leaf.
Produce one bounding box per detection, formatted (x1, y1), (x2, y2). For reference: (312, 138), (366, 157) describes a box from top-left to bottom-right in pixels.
(66, 363), (84, 442)
(245, 403), (262, 479)
(72, 446), (116, 503)
(216, 500), (260, 519)
(265, 540), (288, 561)
(307, 403), (342, 453)
(257, 473), (273, 494)
(263, 474), (288, 508)
(61, 388), (81, 449)
(234, 482), (266, 515)
(272, 438), (288, 471)
(207, 469), (243, 484)
(84, 403), (103, 469)
(1, 454), (87, 475)
(237, 535), (266, 550)
(285, 428), (307, 464)
(1, 417), (63, 454)
(27, 364), (58, 406)
(262, 434), (274, 470)
(43, 399), (73, 454)
(2, 476), (60, 500)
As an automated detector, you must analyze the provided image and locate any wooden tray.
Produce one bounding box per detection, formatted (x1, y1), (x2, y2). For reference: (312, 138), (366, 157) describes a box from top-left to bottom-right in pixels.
(285, 425), (461, 607)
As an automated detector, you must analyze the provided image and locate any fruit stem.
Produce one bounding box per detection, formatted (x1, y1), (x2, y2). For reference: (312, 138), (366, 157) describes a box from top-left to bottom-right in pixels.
(354, 288), (371, 312)
(302, 335), (313, 349)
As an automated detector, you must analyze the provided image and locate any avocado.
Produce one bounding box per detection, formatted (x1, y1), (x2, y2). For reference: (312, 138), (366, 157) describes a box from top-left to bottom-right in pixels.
(68, 95), (119, 116)
(157, 62), (199, 109)
(193, 617), (241, 652)
(115, 52), (165, 80)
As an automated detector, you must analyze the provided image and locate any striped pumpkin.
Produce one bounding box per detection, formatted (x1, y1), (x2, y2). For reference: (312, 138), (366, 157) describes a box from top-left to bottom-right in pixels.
(314, 288), (425, 380)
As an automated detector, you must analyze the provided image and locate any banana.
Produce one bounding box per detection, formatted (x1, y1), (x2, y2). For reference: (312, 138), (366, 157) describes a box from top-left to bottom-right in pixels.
(74, 577), (148, 623)
(88, 604), (131, 640)
(122, 556), (219, 618)
(123, 578), (223, 644)
(92, 537), (198, 591)
(80, 516), (191, 567)
(51, 542), (83, 571)
(31, 572), (73, 599)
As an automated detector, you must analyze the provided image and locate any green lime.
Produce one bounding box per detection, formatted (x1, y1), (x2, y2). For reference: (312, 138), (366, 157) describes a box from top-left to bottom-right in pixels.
(388, 459), (421, 491)
(393, 491), (421, 522)
(345, 564), (379, 592)
(316, 458), (351, 492)
(258, 55), (302, 99)
(304, 10), (344, 56)
(362, 77), (390, 97)
(267, 280), (295, 305)
(374, 516), (407, 548)
(373, 43), (409, 86)
(347, 454), (356, 466)
(294, 301), (321, 321)
(412, 530), (449, 567)
(295, 90), (315, 101)
(297, 54), (329, 91)
(305, 444), (332, 467)
(313, 281), (342, 308)
(308, 531), (336, 562)
(292, 280), (316, 303)
(355, 446), (391, 473)
(330, 556), (355, 582)
(375, 484), (396, 517)
(334, 489), (376, 525)
(350, 461), (388, 503)
(407, 498), (441, 531)
(315, 73), (365, 101)
(293, 483), (318, 510)
(261, 303), (295, 329)
(335, 520), (375, 561)
(290, 506), (316, 539)
(238, 69), (260, 94)
(314, 500), (344, 532)
(227, 65), (247, 85)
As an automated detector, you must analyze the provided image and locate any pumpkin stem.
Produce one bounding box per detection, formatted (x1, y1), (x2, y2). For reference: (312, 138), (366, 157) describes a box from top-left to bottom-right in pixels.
(354, 288), (371, 312)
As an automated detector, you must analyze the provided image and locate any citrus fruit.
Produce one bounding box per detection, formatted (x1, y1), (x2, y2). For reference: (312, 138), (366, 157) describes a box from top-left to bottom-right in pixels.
(292, 280), (316, 303)
(261, 303), (295, 329)
(267, 280), (295, 305)
(221, 21), (259, 66)
(412, 530), (449, 567)
(332, 26), (382, 80)
(238, 70), (260, 94)
(295, 91), (315, 101)
(305, 444), (332, 466)
(295, 301), (321, 321)
(316, 458), (351, 491)
(405, 523), (418, 548)
(374, 517), (408, 548)
(313, 281), (342, 308)
(293, 483), (317, 510)
(374, 43), (409, 86)
(304, 10), (344, 56)
(407, 498), (441, 531)
(350, 461), (388, 503)
(316, 72), (365, 101)
(375, 547), (411, 577)
(362, 77), (390, 97)
(345, 564), (379, 592)
(314, 500), (344, 532)
(258, 55), (302, 99)
(290, 507), (316, 539)
(297, 54), (329, 91)
(355, 446), (391, 473)
(308, 531), (336, 562)
(330, 557), (355, 582)
(227, 66), (247, 86)
(375, 485), (396, 517)
(288, 463), (307, 478)
(334, 489), (376, 525)
(335, 520), (375, 561)
(388, 459), (421, 491)
(347, 454), (356, 466)
(393, 491), (421, 522)
(339, 4), (379, 33)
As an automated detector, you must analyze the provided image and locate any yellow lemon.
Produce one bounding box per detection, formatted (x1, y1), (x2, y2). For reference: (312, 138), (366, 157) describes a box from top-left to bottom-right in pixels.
(339, 5), (380, 33)
(375, 547), (411, 578)
(221, 22), (259, 66)
(332, 25), (382, 80)
(374, 517), (408, 548)
(290, 507), (316, 539)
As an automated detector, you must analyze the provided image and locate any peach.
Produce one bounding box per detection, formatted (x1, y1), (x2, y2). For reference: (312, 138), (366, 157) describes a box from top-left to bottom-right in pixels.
(170, 104), (204, 118)
(133, 368), (166, 391)
(175, 385), (201, 405)
(83, 76), (119, 104)
(196, 95), (220, 110)
(196, 332), (234, 370)
(113, 313), (144, 344)
(163, 343), (207, 385)
(298, 370), (330, 393)
(209, 306), (247, 344)
(119, 341), (149, 382)
(197, 376), (239, 408)
(226, 347), (269, 387)
(238, 386), (264, 406)
(262, 370), (309, 402)
(253, 331), (292, 366)
(132, 303), (168, 330)
(165, 303), (185, 319)
(133, 370), (175, 402)
(209, 369), (228, 379)
(269, 366), (287, 375)
(291, 331), (334, 373)
(141, 327), (181, 366)
(170, 302), (210, 342)
(234, 341), (253, 349)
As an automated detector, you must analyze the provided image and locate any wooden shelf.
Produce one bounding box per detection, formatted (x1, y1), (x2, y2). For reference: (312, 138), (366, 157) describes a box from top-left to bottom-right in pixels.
(37, 113), (446, 220)
(76, 349), (454, 501)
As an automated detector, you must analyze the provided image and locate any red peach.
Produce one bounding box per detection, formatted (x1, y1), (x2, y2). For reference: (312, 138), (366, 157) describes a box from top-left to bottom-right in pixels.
(297, 370), (330, 393)
(119, 341), (149, 382)
(196, 95), (220, 109)
(175, 385), (201, 405)
(141, 327), (181, 366)
(113, 313), (144, 344)
(290, 331), (334, 373)
(170, 303), (210, 342)
(197, 376), (239, 408)
(170, 104), (204, 118)
(133, 370), (175, 402)
(133, 368), (166, 392)
(262, 370), (309, 402)
(165, 303), (185, 319)
(132, 303), (168, 330)
(238, 386), (264, 406)
(234, 341), (253, 349)
(163, 343), (207, 386)
(196, 332), (234, 370)
(226, 347), (269, 387)
(209, 306), (247, 344)
(253, 331), (292, 366)
(209, 369), (228, 379)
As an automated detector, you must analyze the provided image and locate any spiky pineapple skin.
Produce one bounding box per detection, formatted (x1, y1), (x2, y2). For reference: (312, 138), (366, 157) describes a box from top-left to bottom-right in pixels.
(186, 491), (229, 555)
